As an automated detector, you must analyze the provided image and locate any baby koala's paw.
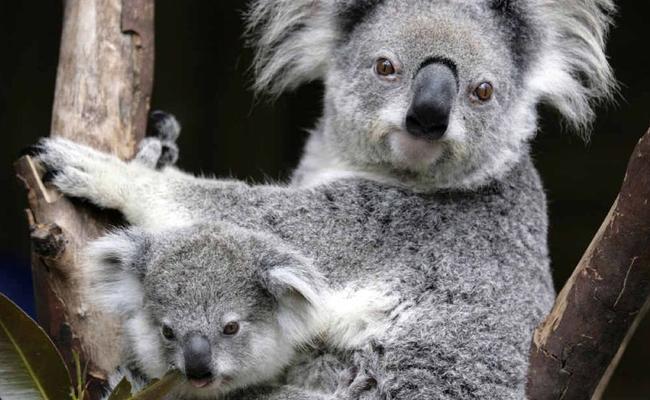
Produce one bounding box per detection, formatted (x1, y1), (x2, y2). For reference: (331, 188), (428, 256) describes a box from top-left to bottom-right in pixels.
(136, 110), (181, 169)
(333, 367), (377, 400)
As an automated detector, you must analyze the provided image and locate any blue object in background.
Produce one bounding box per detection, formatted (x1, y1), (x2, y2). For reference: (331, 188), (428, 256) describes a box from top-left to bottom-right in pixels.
(0, 254), (35, 317)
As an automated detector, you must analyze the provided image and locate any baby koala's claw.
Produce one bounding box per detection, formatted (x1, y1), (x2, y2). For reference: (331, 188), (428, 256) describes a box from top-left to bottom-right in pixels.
(334, 367), (378, 399)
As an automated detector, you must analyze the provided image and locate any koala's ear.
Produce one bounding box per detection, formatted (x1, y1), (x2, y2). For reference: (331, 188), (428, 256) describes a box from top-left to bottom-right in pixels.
(529, 0), (617, 136)
(246, 0), (381, 95)
(257, 256), (327, 341)
(246, 0), (337, 95)
(84, 228), (151, 316)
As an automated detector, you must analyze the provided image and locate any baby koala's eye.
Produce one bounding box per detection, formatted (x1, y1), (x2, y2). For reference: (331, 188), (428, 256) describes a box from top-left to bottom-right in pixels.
(473, 82), (494, 102)
(161, 324), (175, 341)
(375, 58), (397, 78)
(223, 321), (240, 336)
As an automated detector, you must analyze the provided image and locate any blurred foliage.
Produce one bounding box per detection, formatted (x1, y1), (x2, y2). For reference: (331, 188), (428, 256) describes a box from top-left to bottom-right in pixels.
(0, 293), (181, 400)
(0, 292), (72, 400)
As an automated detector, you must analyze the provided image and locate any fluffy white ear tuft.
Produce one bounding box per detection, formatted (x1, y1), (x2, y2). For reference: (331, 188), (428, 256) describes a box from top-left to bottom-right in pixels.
(529, 0), (617, 137)
(83, 229), (150, 317)
(246, 0), (341, 95)
(258, 259), (328, 344)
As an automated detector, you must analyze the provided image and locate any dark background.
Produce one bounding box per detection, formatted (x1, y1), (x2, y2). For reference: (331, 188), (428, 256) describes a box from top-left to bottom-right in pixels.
(0, 2), (648, 398)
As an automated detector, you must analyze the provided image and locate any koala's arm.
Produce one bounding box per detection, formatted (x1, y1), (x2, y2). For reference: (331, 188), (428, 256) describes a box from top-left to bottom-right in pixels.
(34, 138), (278, 230)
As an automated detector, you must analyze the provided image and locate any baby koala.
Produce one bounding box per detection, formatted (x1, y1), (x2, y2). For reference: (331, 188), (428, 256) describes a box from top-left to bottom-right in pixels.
(86, 221), (376, 399)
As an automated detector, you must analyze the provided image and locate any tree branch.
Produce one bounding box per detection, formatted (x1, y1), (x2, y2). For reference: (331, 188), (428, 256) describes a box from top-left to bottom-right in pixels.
(15, 0), (154, 397)
(527, 127), (650, 399)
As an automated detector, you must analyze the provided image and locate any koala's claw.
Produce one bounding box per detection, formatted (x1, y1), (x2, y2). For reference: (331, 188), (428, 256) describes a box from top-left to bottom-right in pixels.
(19, 143), (44, 158)
(137, 110), (181, 169)
(29, 137), (129, 208)
(334, 367), (377, 399)
(148, 110), (181, 142)
(41, 169), (59, 184)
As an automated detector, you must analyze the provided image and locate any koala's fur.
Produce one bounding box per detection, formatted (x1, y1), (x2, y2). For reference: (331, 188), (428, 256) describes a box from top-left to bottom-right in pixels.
(88, 222), (384, 399)
(35, 0), (615, 398)
(250, 0), (615, 190)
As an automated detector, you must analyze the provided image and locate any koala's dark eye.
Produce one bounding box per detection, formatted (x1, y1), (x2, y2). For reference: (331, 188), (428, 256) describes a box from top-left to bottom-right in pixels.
(223, 321), (240, 336)
(375, 58), (396, 77)
(473, 82), (494, 102)
(161, 324), (175, 340)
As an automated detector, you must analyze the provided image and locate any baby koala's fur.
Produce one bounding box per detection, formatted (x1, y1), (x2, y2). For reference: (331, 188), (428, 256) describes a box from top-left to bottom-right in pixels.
(87, 222), (387, 399)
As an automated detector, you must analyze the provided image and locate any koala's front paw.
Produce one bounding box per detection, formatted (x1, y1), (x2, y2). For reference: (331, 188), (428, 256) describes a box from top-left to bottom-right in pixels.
(333, 367), (377, 400)
(136, 111), (181, 169)
(32, 137), (131, 209)
(31, 138), (109, 196)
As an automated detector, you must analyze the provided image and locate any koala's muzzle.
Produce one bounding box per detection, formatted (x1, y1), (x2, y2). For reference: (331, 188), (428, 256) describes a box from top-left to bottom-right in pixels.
(406, 63), (458, 141)
(183, 334), (213, 386)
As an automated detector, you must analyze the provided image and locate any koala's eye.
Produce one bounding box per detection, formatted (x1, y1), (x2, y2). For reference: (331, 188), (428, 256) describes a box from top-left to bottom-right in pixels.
(375, 58), (396, 77)
(223, 321), (240, 336)
(161, 324), (175, 340)
(473, 82), (494, 102)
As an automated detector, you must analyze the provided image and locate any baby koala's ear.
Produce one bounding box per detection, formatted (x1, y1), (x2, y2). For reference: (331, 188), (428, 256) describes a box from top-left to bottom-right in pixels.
(84, 228), (151, 317)
(257, 254), (327, 343)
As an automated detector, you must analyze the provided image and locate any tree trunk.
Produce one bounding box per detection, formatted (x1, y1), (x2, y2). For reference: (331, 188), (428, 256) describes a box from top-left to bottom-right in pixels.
(527, 128), (650, 399)
(15, 0), (154, 397)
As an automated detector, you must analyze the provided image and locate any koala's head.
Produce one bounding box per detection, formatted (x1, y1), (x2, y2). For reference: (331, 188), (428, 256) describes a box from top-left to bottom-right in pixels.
(85, 223), (325, 397)
(248, 0), (616, 189)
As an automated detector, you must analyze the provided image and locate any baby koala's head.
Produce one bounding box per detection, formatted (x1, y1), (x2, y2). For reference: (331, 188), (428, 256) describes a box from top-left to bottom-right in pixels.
(85, 222), (325, 398)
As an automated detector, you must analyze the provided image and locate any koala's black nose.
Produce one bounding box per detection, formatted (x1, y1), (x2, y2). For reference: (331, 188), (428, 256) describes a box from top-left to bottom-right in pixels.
(183, 334), (213, 380)
(406, 63), (458, 140)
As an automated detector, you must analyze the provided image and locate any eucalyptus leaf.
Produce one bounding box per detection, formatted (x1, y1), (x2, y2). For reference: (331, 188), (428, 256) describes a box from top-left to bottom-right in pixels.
(106, 378), (132, 400)
(0, 292), (72, 400)
(129, 371), (183, 400)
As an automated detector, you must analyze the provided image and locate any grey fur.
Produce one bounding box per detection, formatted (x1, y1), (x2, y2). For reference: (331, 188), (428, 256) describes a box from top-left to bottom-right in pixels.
(38, 138), (552, 399)
(87, 222), (364, 399)
(34, 0), (616, 398)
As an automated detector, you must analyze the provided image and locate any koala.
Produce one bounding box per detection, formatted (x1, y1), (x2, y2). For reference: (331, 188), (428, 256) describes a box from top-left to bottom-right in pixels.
(33, 0), (615, 398)
(87, 222), (380, 399)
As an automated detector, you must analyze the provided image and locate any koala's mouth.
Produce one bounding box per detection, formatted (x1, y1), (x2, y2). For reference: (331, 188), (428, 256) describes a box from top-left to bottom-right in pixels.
(389, 131), (445, 170)
(188, 377), (214, 389)
(187, 375), (232, 390)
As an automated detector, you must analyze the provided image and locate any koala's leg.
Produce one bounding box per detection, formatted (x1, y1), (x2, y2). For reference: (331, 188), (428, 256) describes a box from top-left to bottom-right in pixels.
(360, 305), (530, 400)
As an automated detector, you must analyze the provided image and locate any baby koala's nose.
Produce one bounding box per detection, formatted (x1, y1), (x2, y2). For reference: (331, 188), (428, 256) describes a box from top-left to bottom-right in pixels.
(183, 333), (213, 383)
(406, 62), (458, 141)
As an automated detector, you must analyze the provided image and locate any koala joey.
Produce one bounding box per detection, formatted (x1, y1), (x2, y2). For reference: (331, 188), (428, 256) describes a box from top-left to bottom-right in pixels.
(33, 0), (616, 398)
(87, 222), (381, 399)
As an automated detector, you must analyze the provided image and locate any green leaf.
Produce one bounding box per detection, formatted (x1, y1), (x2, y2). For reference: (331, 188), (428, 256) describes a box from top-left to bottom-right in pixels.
(0, 292), (72, 400)
(129, 371), (183, 400)
(106, 378), (132, 400)
(106, 371), (183, 400)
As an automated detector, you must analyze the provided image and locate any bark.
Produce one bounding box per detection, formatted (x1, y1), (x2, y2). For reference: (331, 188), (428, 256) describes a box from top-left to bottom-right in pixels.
(527, 127), (650, 400)
(15, 0), (154, 397)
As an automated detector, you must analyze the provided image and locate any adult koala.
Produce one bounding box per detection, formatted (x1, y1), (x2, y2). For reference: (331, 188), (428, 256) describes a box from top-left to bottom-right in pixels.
(33, 0), (615, 398)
